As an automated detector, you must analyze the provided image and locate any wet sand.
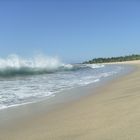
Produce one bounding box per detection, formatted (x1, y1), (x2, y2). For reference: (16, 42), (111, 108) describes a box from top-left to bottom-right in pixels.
(0, 61), (140, 140)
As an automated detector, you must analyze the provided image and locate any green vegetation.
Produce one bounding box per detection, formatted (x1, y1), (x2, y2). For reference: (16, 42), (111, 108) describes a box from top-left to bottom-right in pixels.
(84, 54), (140, 64)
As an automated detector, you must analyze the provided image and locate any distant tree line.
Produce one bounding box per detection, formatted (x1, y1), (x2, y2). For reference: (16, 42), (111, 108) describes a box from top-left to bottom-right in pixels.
(84, 54), (140, 64)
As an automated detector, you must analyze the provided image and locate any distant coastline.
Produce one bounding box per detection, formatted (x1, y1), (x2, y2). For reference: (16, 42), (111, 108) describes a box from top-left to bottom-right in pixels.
(84, 54), (140, 64)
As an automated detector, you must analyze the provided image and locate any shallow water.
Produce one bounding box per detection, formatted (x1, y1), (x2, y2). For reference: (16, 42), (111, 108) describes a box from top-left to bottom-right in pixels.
(0, 60), (133, 110)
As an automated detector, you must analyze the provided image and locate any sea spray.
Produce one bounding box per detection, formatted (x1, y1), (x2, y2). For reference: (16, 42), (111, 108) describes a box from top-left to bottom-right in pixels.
(0, 54), (105, 77)
(0, 54), (126, 110)
(0, 54), (74, 76)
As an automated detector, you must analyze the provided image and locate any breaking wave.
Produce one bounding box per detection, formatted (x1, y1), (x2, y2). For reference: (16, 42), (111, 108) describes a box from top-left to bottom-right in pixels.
(0, 54), (104, 77)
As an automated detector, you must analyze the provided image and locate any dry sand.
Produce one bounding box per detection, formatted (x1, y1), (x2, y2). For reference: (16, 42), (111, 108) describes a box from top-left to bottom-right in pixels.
(0, 61), (140, 140)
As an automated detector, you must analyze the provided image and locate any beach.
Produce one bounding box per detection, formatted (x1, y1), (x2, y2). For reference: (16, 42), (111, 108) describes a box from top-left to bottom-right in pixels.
(0, 61), (140, 140)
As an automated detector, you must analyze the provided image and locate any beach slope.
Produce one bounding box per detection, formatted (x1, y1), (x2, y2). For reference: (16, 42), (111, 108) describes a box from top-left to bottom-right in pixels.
(0, 61), (140, 140)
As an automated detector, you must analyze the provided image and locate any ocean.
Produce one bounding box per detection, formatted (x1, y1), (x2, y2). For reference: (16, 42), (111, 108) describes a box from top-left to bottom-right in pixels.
(0, 55), (132, 110)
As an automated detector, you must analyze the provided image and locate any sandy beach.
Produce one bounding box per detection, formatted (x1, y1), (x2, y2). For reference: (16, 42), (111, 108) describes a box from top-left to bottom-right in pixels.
(0, 61), (140, 140)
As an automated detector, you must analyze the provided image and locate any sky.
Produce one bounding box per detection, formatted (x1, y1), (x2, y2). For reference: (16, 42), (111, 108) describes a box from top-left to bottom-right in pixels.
(0, 0), (140, 63)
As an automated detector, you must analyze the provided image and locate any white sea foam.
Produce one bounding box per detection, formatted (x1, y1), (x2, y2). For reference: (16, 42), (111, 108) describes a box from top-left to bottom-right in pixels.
(0, 54), (61, 69)
(0, 55), (106, 77)
(86, 64), (105, 69)
(0, 54), (74, 76)
(0, 55), (125, 110)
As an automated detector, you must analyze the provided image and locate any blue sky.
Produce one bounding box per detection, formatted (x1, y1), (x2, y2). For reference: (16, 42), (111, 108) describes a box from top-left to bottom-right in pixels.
(0, 0), (140, 62)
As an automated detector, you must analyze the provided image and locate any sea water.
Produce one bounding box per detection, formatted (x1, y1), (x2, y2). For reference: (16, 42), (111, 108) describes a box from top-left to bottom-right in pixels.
(0, 55), (132, 110)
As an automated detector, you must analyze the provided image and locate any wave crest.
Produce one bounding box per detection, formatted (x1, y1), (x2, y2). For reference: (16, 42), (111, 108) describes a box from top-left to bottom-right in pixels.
(0, 55), (105, 77)
(0, 54), (73, 76)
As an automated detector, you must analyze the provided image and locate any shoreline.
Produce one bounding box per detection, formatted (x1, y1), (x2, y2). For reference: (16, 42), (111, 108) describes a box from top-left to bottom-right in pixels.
(0, 64), (133, 112)
(0, 63), (127, 111)
(0, 61), (140, 140)
(103, 60), (140, 65)
(0, 64), (133, 120)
